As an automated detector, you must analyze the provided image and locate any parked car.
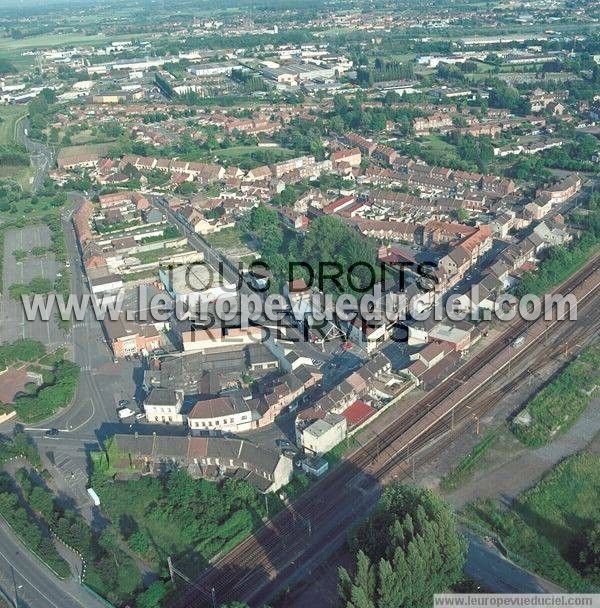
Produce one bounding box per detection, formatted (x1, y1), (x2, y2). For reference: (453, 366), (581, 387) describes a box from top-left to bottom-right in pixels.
(118, 399), (130, 408)
(275, 439), (291, 448)
(135, 412), (146, 421)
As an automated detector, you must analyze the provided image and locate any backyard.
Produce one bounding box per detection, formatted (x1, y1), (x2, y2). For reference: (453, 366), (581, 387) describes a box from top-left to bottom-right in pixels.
(90, 455), (282, 580)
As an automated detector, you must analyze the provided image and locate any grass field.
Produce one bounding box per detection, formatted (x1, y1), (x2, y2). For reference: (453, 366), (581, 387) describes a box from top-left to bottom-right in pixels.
(464, 451), (600, 591)
(0, 105), (33, 190)
(204, 225), (249, 250)
(214, 144), (296, 168)
(418, 134), (463, 166)
(512, 346), (600, 447)
(0, 32), (135, 68)
(0, 106), (26, 145)
(0, 31), (139, 56)
(0, 165), (34, 190)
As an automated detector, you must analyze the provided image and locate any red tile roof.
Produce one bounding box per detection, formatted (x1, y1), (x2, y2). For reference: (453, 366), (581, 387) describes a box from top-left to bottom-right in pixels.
(342, 399), (376, 427)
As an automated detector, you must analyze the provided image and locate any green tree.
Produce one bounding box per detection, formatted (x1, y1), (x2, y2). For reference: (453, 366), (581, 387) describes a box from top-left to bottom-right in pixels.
(450, 208), (470, 223)
(129, 530), (151, 555)
(579, 521), (600, 584)
(137, 581), (169, 608)
(339, 484), (466, 608)
(13, 249), (27, 262)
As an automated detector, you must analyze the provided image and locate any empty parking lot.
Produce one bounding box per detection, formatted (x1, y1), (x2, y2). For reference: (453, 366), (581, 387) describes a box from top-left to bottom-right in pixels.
(1, 225), (64, 349)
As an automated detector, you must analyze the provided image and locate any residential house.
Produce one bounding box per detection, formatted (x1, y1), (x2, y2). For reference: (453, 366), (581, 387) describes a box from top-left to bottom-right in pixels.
(110, 434), (293, 492)
(187, 393), (254, 434)
(103, 314), (163, 358)
(296, 412), (347, 455)
(144, 388), (184, 424)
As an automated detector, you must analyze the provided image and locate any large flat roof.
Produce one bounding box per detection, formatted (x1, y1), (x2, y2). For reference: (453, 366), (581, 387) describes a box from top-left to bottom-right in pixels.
(160, 264), (235, 296)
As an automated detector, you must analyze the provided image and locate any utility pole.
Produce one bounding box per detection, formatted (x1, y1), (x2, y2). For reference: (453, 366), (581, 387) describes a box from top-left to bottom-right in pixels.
(211, 587), (217, 608)
(167, 556), (175, 584)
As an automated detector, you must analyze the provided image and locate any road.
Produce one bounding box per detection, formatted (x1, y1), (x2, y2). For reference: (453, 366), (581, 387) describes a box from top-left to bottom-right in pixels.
(25, 198), (143, 503)
(151, 194), (333, 363)
(0, 195), (151, 606)
(464, 532), (565, 593)
(0, 518), (106, 608)
(2, 195), (143, 517)
(16, 119), (54, 193)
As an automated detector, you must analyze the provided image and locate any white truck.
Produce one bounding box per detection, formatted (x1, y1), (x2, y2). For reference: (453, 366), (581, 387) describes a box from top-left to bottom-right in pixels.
(117, 407), (135, 420)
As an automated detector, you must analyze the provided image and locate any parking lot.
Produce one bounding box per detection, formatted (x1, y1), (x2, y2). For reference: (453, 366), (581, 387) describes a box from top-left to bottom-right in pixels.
(1, 225), (64, 349)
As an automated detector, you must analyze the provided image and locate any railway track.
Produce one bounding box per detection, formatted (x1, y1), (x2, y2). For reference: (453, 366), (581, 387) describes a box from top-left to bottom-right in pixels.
(171, 253), (600, 608)
(378, 296), (600, 485)
(247, 281), (600, 608)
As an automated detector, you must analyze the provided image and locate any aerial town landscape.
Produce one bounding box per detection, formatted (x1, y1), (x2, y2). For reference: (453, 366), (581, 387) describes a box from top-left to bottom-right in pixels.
(0, 0), (599, 606)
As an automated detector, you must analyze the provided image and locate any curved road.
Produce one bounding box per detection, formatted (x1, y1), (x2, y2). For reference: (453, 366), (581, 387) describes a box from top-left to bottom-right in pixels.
(0, 518), (107, 608)
(16, 118), (54, 192)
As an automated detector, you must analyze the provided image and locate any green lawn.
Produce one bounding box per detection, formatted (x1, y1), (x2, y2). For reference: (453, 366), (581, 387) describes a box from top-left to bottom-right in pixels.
(215, 145), (297, 169)
(418, 134), (464, 167)
(421, 134), (456, 155)
(0, 106), (26, 145)
(464, 451), (600, 591)
(0, 106), (33, 191)
(204, 225), (249, 250)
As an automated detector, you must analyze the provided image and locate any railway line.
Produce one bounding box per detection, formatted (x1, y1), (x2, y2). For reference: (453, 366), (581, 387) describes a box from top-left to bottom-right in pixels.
(248, 276), (600, 608)
(171, 253), (600, 608)
(377, 292), (600, 485)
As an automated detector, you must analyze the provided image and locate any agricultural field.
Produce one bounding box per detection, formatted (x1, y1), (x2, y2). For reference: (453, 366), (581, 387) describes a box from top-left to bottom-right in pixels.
(0, 106), (26, 145)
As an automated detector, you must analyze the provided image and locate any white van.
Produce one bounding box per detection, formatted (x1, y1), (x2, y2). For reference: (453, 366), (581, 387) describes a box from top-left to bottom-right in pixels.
(117, 407), (135, 420)
(87, 487), (100, 507)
